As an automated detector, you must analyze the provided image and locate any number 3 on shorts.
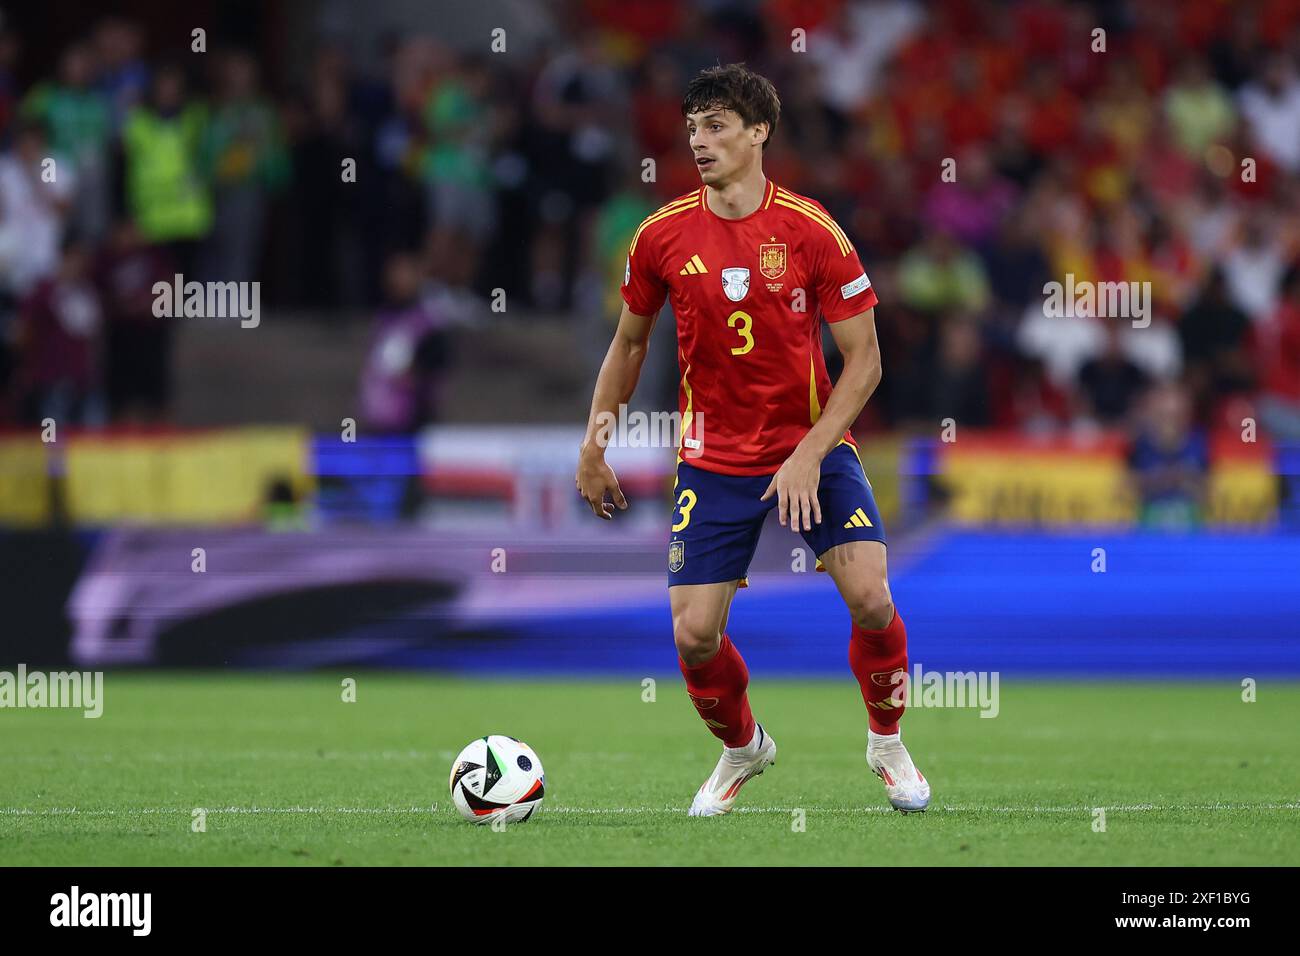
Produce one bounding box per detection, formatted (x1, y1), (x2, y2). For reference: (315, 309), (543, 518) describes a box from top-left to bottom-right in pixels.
(672, 488), (697, 532)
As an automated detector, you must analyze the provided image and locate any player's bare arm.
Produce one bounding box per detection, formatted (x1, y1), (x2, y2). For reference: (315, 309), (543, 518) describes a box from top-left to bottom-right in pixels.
(576, 302), (656, 519)
(762, 307), (882, 531)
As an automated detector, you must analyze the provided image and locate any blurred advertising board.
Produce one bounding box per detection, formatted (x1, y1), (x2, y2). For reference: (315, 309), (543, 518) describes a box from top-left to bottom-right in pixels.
(0, 427), (312, 527)
(913, 433), (1278, 528)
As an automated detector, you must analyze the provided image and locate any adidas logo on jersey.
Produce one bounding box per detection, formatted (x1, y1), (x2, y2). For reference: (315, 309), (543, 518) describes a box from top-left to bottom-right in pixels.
(679, 255), (708, 275)
(843, 507), (873, 529)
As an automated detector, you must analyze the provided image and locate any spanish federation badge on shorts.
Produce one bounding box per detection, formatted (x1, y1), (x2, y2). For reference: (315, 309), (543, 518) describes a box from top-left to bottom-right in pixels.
(668, 539), (685, 572)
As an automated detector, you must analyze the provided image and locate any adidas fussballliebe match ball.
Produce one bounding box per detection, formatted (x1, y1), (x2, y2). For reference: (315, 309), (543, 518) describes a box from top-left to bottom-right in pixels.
(449, 736), (546, 824)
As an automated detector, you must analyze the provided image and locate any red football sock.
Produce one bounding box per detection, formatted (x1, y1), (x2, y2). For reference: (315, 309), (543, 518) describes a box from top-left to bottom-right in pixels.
(679, 633), (756, 748)
(848, 605), (908, 735)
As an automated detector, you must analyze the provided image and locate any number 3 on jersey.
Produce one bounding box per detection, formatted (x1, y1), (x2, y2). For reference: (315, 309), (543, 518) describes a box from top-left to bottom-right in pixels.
(728, 310), (754, 356)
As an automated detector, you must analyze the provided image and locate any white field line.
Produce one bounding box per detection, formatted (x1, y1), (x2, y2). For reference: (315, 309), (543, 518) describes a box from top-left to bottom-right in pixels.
(0, 803), (1298, 817)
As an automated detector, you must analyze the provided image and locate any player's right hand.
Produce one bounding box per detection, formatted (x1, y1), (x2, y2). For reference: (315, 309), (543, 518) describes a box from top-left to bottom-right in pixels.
(576, 452), (628, 520)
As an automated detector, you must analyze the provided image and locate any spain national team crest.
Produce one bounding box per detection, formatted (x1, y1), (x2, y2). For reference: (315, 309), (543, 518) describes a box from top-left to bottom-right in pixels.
(721, 267), (750, 302)
(668, 539), (685, 572)
(759, 242), (786, 280)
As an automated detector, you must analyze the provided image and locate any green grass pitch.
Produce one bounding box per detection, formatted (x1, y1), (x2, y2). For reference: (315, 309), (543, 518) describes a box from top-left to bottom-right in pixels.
(2, 673), (1297, 866)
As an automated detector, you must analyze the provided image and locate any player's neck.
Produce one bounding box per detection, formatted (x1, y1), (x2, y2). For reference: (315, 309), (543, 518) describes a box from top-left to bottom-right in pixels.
(705, 165), (767, 220)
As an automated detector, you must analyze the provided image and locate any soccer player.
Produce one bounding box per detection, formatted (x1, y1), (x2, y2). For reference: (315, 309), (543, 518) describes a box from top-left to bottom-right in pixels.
(575, 64), (929, 815)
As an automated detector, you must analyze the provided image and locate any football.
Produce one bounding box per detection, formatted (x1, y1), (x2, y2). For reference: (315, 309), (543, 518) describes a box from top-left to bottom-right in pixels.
(449, 735), (546, 824)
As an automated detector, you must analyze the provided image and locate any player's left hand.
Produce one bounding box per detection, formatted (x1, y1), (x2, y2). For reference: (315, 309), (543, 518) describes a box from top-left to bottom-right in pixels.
(760, 450), (822, 532)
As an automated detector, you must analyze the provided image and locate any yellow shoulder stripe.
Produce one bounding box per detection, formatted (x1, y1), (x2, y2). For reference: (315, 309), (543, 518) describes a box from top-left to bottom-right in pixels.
(652, 191), (701, 217)
(633, 195), (696, 233)
(773, 198), (850, 255)
(630, 193), (699, 256)
(776, 189), (849, 244)
(775, 189), (852, 256)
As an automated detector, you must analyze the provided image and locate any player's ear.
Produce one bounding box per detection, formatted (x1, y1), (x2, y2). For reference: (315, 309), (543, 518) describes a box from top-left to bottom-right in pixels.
(751, 122), (769, 148)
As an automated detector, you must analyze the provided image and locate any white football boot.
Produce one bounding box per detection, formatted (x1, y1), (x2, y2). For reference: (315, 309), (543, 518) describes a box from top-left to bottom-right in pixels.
(688, 723), (777, 817)
(866, 729), (931, 813)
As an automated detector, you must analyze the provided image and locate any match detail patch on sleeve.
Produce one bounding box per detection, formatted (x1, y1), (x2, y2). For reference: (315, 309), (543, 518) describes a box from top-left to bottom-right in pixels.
(841, 273), (871, 300)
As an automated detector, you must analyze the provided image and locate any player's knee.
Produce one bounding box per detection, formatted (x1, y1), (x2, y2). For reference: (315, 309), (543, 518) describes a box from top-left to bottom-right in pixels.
(672, 612), (722, 667)
(846, 581), (894, 631)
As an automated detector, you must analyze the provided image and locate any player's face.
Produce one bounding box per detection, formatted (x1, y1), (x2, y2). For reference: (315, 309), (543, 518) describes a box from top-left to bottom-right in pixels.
(686, 109), (763, 186)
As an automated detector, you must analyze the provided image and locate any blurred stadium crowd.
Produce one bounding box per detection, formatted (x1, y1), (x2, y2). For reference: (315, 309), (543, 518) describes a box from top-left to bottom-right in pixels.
(0, 0), (1298, 462)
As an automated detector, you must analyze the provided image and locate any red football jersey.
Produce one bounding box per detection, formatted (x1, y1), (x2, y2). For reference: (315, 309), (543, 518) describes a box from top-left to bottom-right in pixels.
(621, 180), (878, 475)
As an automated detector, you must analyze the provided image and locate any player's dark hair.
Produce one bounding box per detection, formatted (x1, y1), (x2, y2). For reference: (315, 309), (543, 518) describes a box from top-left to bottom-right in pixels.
(681, 63), (780, 150)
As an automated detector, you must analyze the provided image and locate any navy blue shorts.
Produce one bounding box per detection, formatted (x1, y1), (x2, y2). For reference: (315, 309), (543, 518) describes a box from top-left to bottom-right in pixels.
(667, 442), (886, 587)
